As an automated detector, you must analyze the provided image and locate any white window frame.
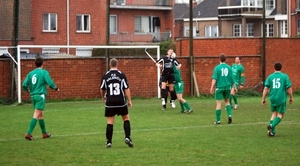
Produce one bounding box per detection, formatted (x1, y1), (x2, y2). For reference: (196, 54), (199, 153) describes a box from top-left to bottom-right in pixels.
(205, 26), (218, 37)
(42, 13), (57, 32)
(233, 24), (253, 37)
(76, 14), (91, 33)
(264, 23), (274, 37)
(233, 24), (242, 37)
(266, 0), (275, 10)
(110, 15), (117, 34)
(246, 24), (254, 37)
(280, 20), (287, 37)
(241, 0), (262, 7)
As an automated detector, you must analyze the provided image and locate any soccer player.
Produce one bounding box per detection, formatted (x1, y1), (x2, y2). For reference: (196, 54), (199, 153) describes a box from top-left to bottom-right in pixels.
(173, 62), (192, 114)
(230, 57), (245, 110)
(156, 49), (181, 108)
(262, 62), (293, 137)
(100, 58), (133, 148)
(210, 54), (235, 124)
(22, 57), (59, 140)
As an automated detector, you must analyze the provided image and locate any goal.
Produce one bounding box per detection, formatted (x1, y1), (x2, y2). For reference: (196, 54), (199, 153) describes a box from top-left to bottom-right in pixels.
(14, 45), (161, 103)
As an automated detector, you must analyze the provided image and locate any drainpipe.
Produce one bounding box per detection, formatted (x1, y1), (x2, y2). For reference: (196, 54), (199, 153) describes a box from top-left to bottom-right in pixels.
(261, 0), (266, 82)
(67, 0), (70, 53)
(189, 0), (194, 95)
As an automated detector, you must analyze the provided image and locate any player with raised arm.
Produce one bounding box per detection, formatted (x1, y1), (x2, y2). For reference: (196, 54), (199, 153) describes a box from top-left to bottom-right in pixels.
(262, 62), (293, 137)
(210, 54), (235, 124)
(22, 57), (59, 140)
(230, 57), (245, 110)
(156, 49), (181, 108)
(100, 58), (133, 148)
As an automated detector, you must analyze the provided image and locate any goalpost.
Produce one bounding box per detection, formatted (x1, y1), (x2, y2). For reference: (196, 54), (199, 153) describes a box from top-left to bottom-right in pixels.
(16, 45), (161, 103)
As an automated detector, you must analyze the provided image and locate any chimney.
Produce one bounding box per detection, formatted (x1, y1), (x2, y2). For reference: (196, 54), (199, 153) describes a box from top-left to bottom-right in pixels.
(227, 0), (231, 6)
(193, 0), (197, 8)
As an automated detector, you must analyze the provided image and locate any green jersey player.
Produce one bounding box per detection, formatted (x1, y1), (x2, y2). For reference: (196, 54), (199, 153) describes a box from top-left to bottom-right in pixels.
(210, 54), (235, 124)
(22, 57), (59, 140)
(172, 54), (192, 114)
(230, 57), (245, 110)
(262, 62), (293, 137)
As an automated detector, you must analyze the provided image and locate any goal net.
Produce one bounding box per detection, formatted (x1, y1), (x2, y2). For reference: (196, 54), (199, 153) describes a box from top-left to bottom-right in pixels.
(14, 45), (161, 103)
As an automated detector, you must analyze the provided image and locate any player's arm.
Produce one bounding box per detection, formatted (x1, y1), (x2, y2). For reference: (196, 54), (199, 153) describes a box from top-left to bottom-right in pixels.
(22, 76), (29, 92)
(210, 79), (216, 94)
(124, 88), (132, 108)
(45, 72), (59, 91)
(261, 87), (269, 105)
(156, 58), (163, 67)
(240, 67), (245, 88)
(287, 87), (293, 104)
(100, 89), (106, 102)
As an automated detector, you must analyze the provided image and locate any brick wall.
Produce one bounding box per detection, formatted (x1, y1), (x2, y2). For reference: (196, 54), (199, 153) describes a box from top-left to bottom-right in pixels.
(0, 59), (11, 98)
(1, 38), (300, 100)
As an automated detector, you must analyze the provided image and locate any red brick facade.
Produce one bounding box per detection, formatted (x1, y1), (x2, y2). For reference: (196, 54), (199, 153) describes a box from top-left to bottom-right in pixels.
(1, 38), (300, 100)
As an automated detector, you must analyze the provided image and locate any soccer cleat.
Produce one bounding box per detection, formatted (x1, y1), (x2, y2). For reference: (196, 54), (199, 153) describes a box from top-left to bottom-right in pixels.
(170, 100), (176, 108)
(233, 104), (238, 110)
(42, 133), (51, 139)
(25, 134), (34, 141)
(161, 105), (166, 110)
(267, 125), (276, 137)
(228, 116), (232, 124)
(106, 143), (112, 148)
(180, 110), (186, 113)
(187, 110), (193, 114)
(161, 99), (166, 106)
(125, 138), (133, 147)
(214, 121), (221, 125)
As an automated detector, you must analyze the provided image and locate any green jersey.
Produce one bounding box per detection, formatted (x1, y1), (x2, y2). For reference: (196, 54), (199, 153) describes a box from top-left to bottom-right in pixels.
(212, 62), (234, 90)
(22, 68), (57, 96)
(173, 66), (182, 83)
(232, 63), (245, 86)
(264, 71), (292, 106)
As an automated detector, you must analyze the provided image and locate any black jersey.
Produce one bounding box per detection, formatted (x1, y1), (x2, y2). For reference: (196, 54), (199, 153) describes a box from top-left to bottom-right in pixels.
(157, 56), (180, 74)
(100, 69), (129, 108)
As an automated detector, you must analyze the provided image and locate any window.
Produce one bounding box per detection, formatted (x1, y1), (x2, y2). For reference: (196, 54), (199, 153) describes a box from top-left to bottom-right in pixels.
(246, 24), (254, 37)
(110, 15), (117, 34)
(298, 19), (300, 35)
(134, 16), (150, 33)
(233, 24), (241, 37)
(205, 26), (218, 37)
(280, 20), (287, 37)
(242, 0), (261, 6)
(233, 24), (253, 37)
(266, 23), (274, 37)
(42, 13), (57, 31)
(76, 14), (90, 32)
(266, 0), (275, 10)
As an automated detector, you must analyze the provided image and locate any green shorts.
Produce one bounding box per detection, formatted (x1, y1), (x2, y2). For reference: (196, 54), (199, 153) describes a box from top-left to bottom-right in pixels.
(214, 89), (231, 100)
(31, 94), (46, 110)
(174, 81), (184, 94)
(270, 102), (286, 114)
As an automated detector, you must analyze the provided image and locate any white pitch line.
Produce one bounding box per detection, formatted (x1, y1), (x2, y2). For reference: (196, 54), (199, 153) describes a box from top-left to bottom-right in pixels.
(0, 121), (299, 142)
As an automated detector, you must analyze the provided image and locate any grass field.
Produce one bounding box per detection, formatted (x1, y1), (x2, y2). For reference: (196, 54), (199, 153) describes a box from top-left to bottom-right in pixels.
(0, 96), (300, 166)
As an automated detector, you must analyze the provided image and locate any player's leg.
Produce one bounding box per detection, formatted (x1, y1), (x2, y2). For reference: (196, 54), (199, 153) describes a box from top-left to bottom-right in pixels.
(214, 90), (223, 124)
(168, 75), (176, 108)
(34, 95), (51, 138)
(269, 103), (285, 136)
(121, 107), (133, 147)
(105, 108), (116, 148)
(224, 90), (232, 124)
(25, 95), (42, 140)
(161, 80), (168, 105)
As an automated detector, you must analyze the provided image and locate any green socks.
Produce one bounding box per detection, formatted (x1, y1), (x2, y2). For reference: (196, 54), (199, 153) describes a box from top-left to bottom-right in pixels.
(226, 105), (232, 117)
(271, 117), (281, 130)
(233, 95), (238, 105)
(216, 109), (221, 121)
(27, 118), (37, 135)
(180, 102), (185, 112)
(183, 102), (191, 110)
(39, 119), (47, 134)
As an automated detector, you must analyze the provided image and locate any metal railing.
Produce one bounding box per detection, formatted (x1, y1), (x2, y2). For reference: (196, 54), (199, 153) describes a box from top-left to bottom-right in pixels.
(110, 0), (171, 6)
(110, 32), (171, 43)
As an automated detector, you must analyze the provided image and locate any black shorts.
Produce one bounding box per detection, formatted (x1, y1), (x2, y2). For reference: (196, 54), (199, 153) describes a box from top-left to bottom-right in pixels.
(105, 105), (129, 117)
(161, 73), (175, 84)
